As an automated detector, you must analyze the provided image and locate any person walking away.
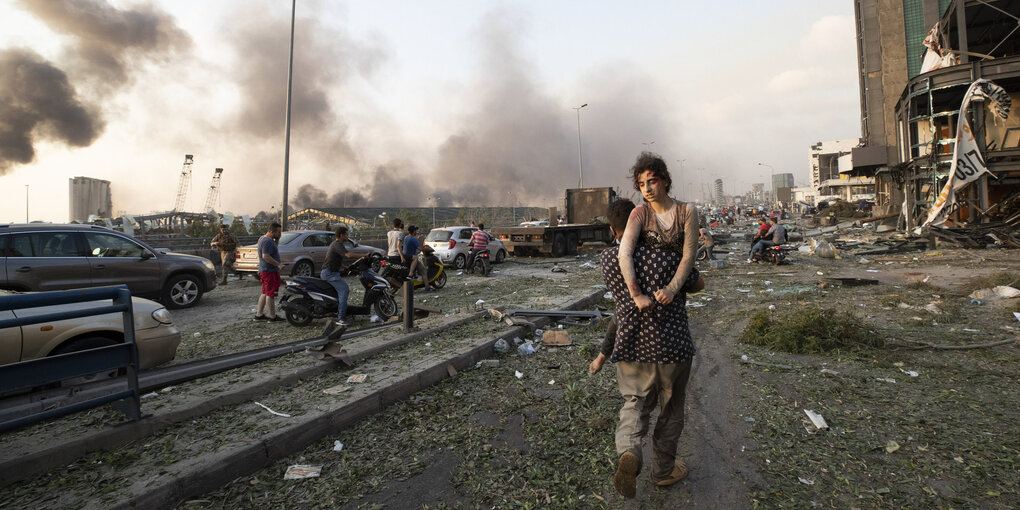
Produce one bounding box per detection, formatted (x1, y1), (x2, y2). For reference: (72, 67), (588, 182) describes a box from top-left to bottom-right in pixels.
(696, 228), (716, 261)
(321, 226), (370, 334)
(748, 217), (787, 263)
(386, 218), (405, 265)
(210, 224), (239, 284)
(599, 195), (702, 497)
(402, 226), (429, 287)
(466, 223), (491, 270)
(254, 222), (284, 322)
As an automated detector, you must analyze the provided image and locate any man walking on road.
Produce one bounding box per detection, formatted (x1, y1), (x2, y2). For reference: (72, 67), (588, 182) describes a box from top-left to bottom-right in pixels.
(210, 224), (239, 284)
(600, 200), (701, 498)
(254, 222), (284, 322)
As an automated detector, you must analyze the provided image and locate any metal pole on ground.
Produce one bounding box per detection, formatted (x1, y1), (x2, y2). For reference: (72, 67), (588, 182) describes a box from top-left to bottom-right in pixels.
(402, 281), (414, 331)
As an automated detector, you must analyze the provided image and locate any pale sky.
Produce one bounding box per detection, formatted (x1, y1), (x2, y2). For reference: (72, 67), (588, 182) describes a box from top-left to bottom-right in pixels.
(0, 0), (860, 222)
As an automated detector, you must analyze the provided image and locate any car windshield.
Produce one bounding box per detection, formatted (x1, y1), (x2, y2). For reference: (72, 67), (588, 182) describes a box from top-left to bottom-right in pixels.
(279, 232), (302, 245)
(426, 230), (452, 242)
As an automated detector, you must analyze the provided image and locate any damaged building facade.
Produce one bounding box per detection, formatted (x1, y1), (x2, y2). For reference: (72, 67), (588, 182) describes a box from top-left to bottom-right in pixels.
(807, 139), (878, 204)
(856, 0), (1020, 230)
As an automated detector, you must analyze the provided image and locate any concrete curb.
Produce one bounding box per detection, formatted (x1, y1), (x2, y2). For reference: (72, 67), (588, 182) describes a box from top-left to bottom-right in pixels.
(0, 313), (483, 486)
(112, 289), (605, 509)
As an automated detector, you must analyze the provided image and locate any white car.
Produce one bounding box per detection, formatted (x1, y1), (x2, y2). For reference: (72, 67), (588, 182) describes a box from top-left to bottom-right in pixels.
(0, 290), (181, 371)
(425, 226), (507, 270)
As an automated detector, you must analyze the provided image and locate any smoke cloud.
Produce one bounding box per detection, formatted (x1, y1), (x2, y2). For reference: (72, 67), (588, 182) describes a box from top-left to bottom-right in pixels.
(0, 0), (191, 172)
(16, 0), (191, 95)
(0, 49), (102, 173)
(287, 9), (677, 210)
(224, 3), (387, 173)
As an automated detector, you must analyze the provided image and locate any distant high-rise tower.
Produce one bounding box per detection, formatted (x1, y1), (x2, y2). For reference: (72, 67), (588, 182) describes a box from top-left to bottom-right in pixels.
(69, 177), (112, 222)
(713, 179), (724, 202)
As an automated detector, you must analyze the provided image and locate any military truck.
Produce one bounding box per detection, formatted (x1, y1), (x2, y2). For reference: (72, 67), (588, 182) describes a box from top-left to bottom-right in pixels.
(491, 187), (616, 257)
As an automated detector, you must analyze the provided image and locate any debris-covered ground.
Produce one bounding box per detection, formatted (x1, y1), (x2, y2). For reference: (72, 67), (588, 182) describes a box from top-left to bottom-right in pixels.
(2, 222), (1018, 509)
(191, 222), (1018, 509)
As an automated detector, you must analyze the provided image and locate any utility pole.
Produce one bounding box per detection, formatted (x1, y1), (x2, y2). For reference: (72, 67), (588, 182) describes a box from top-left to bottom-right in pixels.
(25, 185), (29, 222)
(280, 0), (296, 231)
(573, 103), (587, 188)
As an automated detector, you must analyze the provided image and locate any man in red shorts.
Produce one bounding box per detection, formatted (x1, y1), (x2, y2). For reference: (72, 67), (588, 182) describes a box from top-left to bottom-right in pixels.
(254, 222), (284, 322)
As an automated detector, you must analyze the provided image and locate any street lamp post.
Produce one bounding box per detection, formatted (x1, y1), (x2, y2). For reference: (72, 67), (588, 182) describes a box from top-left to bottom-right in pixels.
(25, 185), (29, 222)
(280, 0), (296, 231)
(573, 103), (587, 188)
(758, 162), (775, 206)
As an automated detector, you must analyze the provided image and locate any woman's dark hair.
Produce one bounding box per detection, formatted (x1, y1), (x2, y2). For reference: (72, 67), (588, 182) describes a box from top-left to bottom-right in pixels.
(393, 218), (403, 228)
(628, 152), (672, 195)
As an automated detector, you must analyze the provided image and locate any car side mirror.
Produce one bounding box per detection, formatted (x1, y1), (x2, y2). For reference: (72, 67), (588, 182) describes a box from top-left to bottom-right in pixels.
(141, 250), (154, 260)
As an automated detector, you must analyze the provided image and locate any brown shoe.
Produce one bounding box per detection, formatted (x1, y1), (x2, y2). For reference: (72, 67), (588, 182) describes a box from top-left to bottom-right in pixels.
(613, 451), (640, 498)
(653, 461), (689, 487)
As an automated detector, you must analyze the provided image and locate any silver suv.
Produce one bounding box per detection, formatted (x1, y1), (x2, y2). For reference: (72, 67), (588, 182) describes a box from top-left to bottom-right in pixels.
(0, 224), (217, 309)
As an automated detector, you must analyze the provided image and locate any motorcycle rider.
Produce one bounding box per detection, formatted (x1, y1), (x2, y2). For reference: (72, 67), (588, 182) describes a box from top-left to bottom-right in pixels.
(321, 226), (370, 331)
(466, 223), (491, 271)
(402, 225), (429, 288)
(748, 217), (786, 263)
(696, 227), (716, 261)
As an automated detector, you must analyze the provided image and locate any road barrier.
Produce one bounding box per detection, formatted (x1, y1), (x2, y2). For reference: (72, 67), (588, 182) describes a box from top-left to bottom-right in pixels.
(0, 285), (141, 433)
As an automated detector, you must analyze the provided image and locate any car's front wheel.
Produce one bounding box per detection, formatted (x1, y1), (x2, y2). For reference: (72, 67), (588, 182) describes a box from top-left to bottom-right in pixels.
(51, 336), (121, 384)
(163, 274), (204, 309)
(292, 260), (314, 277)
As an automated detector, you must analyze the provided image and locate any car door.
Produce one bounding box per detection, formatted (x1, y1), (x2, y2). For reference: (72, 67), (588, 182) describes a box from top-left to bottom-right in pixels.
(4, 231), (92, 291)
(0, 309), (22, 365)
(457, 228), (473, 256)
(306, 234), (332, 268)
(83, 232), (162, 295)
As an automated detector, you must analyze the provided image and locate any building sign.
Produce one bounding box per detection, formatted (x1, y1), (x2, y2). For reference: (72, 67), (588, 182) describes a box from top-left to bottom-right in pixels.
(921, 79), (1011, 228)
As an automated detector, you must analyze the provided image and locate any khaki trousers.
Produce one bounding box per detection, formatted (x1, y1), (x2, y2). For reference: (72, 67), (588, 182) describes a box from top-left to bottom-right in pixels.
(615, 359), (693, 481)
(219, 251), (236, 280)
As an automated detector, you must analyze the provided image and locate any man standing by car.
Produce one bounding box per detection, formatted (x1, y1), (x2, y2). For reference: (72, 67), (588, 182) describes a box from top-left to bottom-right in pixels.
(210, 224), (239, 284)
(254, 222), (284, 322)
(386, 218), (405, 264)
(467, 223), (490, 270)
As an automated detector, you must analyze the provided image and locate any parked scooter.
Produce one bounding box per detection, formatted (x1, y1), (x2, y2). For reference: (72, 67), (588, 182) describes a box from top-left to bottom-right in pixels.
(466, 249), (492, 276)
(279, 256), (398, 326)
(379, 245), (447, 290)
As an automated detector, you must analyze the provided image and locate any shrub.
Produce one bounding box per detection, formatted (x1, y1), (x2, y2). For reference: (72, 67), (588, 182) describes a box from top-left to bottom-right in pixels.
(738, 305), (882, 353)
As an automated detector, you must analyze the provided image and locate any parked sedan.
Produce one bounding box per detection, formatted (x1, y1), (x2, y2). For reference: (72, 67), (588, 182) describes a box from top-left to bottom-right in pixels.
(425, 226), (507, 270)
(0, 224), (217, 309)
(0, 290), (181, 370)
(234, 230), (385, 277)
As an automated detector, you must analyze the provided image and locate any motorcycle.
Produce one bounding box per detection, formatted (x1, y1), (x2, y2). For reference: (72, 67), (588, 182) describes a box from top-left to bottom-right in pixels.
(279, 256), (398, 327)
(751, 244), (788, 265)
(467, 249), (492, 276)
(379, 245), (447, 290)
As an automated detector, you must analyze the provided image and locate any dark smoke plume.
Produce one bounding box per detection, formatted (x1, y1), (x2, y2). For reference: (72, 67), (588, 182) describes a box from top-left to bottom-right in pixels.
(1, 0), (191, 172)
(224, 3), (386, 173)
(17, 0), (191, 94)
(0, 49), (102, 172)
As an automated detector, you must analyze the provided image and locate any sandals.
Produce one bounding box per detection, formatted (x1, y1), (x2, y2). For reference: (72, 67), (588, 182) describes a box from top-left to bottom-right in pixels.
(652, 461), (689, 487)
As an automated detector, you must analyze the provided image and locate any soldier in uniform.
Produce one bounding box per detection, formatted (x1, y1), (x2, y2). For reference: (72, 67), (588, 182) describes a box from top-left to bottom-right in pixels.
(210, 224), (239, 284)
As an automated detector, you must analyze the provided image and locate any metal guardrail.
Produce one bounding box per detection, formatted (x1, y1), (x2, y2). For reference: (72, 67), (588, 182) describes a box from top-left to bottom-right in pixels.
(0, 285), (141, 433)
